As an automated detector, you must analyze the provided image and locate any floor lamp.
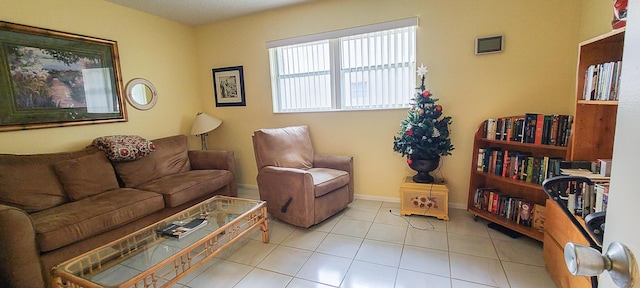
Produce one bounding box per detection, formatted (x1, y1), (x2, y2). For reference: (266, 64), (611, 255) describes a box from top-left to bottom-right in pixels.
(190, 112), (222, 150)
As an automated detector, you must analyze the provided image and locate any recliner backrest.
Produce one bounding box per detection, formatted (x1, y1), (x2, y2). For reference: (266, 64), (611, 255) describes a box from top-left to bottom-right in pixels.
(252, 125), (314, 170)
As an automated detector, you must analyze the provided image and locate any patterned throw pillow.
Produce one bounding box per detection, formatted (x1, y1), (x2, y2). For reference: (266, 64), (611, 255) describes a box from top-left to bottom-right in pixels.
(91, 135), (155, 162)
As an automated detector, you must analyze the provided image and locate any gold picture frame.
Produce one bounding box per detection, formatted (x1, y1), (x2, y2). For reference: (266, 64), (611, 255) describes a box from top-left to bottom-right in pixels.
(0, 21), (127, 131)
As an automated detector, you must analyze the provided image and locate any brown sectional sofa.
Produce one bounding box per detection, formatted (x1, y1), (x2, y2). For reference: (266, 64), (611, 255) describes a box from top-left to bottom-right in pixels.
(0, 134), (237, 288)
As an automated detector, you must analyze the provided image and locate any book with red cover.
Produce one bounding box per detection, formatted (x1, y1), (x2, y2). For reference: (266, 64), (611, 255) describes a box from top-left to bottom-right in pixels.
(491, 192), (500, 214)
(505, 117), (514, 141)
(501, 149), (510, 177)
(534, 114), (544, 145)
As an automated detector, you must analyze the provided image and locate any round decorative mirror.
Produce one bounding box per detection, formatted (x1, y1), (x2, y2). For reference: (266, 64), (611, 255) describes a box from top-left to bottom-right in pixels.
(125, 78), (157, 110)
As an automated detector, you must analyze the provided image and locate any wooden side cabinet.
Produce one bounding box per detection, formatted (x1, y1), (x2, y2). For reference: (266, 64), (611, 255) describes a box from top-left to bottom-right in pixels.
(400, 176), (449, 220)
(544, 199), (592, 288)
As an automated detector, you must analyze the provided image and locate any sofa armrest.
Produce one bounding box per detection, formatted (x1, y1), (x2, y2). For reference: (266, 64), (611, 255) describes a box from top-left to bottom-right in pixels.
(314, 154), (354, 202)
(188, 150), (237, 196)
(257, 166), (316, 227)
(0, 204), (45, 288)
(188, 150), (235, 170)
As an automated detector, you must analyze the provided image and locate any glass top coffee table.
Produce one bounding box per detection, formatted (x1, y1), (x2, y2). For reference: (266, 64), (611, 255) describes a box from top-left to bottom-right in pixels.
(51, 196), (268, 288)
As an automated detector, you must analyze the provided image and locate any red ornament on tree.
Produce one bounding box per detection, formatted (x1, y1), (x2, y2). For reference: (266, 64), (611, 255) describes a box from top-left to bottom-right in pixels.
(422, 90), (431, 98)
(435, 105), (442, 112)
(407, 158), (413, 165)
(406, 130), (413, 136)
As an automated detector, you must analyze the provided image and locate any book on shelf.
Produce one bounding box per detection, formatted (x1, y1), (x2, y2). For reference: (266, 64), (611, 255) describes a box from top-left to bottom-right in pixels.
(482, 114), (572, 147)
(501, 149), (510, 177)
(532, 204), (546, 231)
(513, 117), (525, 142)
(484, 118), (496, 140)
(557, 169), (610, 218)
(594, 183), (610, 213)
(517, 201), (533, 226)
(534, 114), (544, 145)
(561, 168), (610, 181)
(477, 148), (485, 172)
(595, 159), (612, 177)
(583, 61), (623, 101)
(504, 118), (514, 141)
(525, 156), (534, 183)
(524, 114), (538, 144)
(472, 188), (537, 228)
(159, 218), (208, 239)
(476, 148), (560, 185)
(549, 115), (559, 145)
(494, 150), (504, 176)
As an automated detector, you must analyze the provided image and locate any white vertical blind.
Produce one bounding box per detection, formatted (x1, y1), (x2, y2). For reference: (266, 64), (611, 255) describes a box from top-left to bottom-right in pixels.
(268, 18), (417, 112)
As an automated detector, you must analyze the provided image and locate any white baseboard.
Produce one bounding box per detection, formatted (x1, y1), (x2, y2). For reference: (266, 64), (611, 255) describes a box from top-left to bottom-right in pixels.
(449, 202), (467, 210)
(354, 193), (466, 210)
(238, 185), (467, 210)
(238, 183), (258, 190)
(353, 193), (399, 203)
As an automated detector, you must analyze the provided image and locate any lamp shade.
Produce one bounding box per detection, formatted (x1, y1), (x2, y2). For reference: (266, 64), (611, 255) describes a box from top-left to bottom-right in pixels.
(190, 113), (222, 135)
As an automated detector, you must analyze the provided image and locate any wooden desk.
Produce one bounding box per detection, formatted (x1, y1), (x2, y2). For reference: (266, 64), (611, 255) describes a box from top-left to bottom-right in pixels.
(399, 176), (449, 220)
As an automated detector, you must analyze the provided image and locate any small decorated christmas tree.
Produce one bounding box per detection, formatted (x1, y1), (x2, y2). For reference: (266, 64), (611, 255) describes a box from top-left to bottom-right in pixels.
(393, 64), (454, 182)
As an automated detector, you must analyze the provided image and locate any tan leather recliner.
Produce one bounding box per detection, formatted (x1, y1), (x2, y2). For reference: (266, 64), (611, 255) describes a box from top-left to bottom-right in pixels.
(252, 125), (354, 228)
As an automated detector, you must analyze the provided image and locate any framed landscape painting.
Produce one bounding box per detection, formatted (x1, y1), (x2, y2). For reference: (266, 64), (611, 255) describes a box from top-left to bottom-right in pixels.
(212, 66), (246, 107)
(0, 21), (127, 131)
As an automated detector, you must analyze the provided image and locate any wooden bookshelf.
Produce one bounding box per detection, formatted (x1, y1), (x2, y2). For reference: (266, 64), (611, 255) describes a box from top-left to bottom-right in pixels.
(467, 121), (569, 242)
(543, 28), (625, 288)
(571, 28), (624, 161)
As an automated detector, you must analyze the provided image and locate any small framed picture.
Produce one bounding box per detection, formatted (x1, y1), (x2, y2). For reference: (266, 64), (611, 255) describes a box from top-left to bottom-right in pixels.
(212, 66), (245, 107)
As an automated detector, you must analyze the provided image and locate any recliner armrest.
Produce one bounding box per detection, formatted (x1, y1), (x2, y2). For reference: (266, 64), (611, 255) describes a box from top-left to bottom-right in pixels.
(313, 154), (352, 172)
(0, 204), (45, 288)
(257, 166), (316, 227)
(313, 154), (354, 202)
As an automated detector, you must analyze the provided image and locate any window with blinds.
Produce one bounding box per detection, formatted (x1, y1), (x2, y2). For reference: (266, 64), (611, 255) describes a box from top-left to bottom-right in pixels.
(267, 18), (417, 113)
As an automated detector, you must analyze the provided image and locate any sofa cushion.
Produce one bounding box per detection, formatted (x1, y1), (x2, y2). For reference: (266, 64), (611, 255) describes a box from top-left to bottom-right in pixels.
(307, 168), (350, 197)
(91, 135), (155, 162)
(31, 188), (164, 252)
(54, 152), (120, 201)
(137, 170), (233, 207)
(113, 135), (191, 188)
(0, 147), (100, 213)
(253, 125), (314, 170)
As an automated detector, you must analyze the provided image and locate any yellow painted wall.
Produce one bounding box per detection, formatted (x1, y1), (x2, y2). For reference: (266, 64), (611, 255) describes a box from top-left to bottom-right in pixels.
(1, 0), (611, 207)
(0, 0), (202, 153)
(579, 0), (619, 41)
(195, 0), (581, 206)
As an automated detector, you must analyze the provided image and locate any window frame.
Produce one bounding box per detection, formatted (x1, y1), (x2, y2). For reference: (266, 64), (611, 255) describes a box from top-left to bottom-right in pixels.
(267, 17), (418, 113)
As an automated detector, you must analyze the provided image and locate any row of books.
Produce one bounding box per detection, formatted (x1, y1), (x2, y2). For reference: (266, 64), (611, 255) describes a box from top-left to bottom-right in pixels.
(476, 148), (562, 185)
(472, 188), (545, 230)
(583, 61), (622, 101)
(558, 169), (611, 218)
(482, 114), (573, 147)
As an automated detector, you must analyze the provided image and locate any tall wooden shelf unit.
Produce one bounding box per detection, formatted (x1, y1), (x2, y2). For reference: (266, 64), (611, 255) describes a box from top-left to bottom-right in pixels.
(543, 28), (625, 288)
(467, 123), (570, 242)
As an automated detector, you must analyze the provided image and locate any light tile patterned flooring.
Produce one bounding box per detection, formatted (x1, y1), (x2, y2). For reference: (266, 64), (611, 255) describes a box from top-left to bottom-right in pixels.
(172, 188), (556, 288)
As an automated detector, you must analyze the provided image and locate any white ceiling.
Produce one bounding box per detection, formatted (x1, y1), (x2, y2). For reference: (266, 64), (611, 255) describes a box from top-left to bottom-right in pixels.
(103, 0), (316, 26)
